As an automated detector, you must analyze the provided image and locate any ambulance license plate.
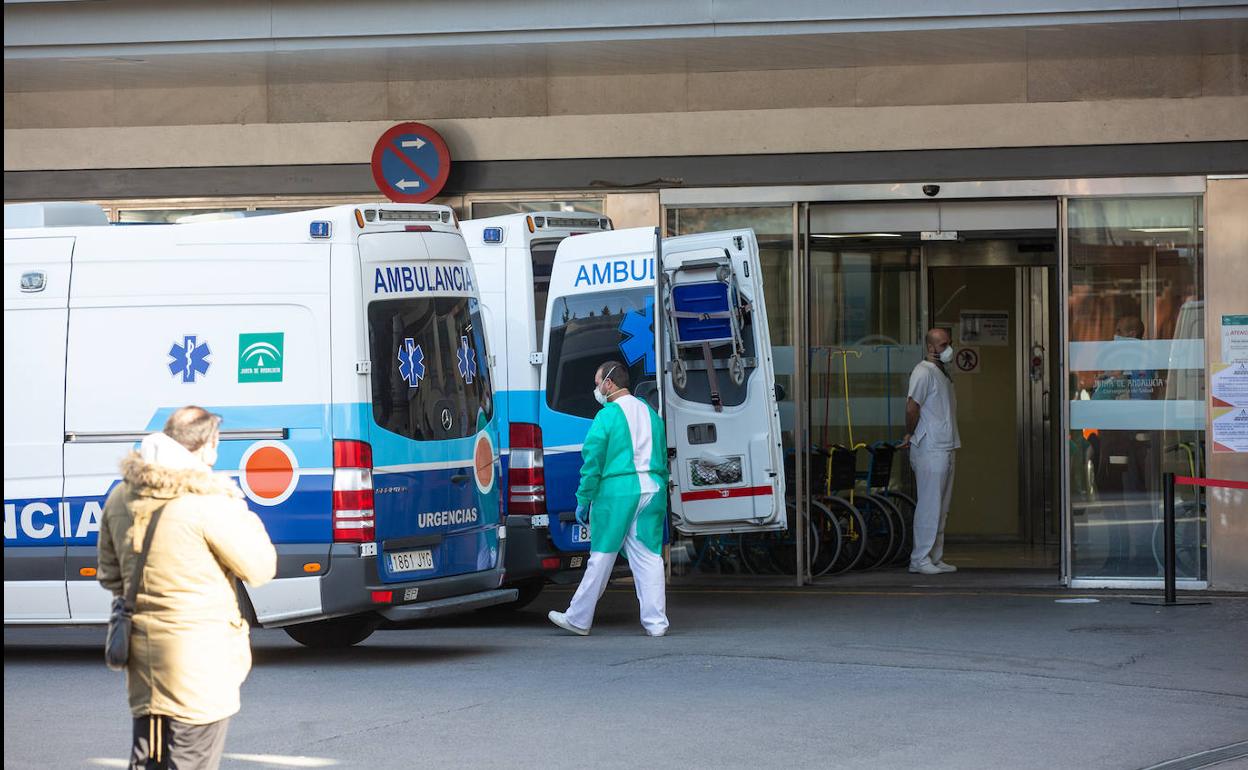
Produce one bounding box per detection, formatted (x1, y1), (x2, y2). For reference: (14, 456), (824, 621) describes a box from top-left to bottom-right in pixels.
(571, 525), (590, 544)
(388, 549), (433, 573)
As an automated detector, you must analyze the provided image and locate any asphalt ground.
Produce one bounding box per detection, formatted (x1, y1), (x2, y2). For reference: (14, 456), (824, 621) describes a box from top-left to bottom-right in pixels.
(4, 580), (1247, 770)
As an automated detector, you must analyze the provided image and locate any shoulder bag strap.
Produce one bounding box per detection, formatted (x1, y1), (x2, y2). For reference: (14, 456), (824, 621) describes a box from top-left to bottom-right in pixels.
(123, 507), (165, 610)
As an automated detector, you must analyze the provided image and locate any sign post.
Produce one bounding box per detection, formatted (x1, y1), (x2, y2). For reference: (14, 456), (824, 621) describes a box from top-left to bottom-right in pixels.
(370, 122), (452, 203)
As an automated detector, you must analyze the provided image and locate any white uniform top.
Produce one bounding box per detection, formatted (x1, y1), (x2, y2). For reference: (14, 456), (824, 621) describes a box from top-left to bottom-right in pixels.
(908, 360), (960, 451)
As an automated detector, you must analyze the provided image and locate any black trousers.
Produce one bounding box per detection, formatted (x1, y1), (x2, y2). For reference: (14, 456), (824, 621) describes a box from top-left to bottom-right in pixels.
(130, 715), (229, 770)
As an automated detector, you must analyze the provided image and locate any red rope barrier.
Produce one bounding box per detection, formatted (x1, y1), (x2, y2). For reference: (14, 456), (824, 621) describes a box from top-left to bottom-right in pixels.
(1175, 475), (1248, 491)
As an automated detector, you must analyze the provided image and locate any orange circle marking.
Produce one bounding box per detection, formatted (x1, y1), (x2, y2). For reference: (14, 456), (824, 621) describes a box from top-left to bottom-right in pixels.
(474, 433), (493, 489)
(245, 445), (295, 500)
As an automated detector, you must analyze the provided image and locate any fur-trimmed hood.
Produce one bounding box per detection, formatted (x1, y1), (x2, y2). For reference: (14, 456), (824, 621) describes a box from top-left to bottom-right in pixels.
(97, 434), (276, 725)
(119, 452), (243, 500)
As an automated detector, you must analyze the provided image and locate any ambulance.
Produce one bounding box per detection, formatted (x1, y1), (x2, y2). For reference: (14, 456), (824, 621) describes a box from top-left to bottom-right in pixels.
(463, 213), (786, 606)
(3, 202), (514, 647)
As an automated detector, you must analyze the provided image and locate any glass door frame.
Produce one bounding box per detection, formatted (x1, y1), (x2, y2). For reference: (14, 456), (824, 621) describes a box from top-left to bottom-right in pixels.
(661, 176), (1208, 588)
(924, 244), (1060, 558)
(1060, 192), (1210, 589)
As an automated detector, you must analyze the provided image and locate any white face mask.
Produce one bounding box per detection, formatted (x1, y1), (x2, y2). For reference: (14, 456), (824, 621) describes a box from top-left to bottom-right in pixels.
(1113, 334), (1137, 341)
(593, 366), (618, 406)
(939, 346), (955, 364)
(198, 441), (219, 469)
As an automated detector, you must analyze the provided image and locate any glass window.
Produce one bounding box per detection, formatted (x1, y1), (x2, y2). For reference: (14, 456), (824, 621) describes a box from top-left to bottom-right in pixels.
(1067, 196), (1206, 581)
(666, 206), (794, 424)
(470, 199), (604, 219)
(369, 296), (494, 441)
(117, 208), (245, 224)
(546, 288), (657, 419)
(808, 242), (922, 452)
(531, 240), (558, 351)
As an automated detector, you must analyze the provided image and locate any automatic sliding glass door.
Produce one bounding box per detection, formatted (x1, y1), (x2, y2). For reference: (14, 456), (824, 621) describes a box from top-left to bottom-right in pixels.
(1066, 196), (1207, 584)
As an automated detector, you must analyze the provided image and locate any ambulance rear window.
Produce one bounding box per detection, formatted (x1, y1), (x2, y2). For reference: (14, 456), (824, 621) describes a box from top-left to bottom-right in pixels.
(531, 240), (558, 352)
(545, 288), (657, 419)
(368, 296), (494, 441)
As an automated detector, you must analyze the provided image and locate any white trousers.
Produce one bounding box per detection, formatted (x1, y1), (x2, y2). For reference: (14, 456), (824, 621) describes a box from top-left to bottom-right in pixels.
(910, 448), (956, 566)
(564, 489), (669, 636)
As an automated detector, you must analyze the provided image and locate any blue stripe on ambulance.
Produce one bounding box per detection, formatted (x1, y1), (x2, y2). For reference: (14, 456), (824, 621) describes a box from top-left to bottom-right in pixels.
(1, 403), (502, 584)
(493, 388), (595, 553)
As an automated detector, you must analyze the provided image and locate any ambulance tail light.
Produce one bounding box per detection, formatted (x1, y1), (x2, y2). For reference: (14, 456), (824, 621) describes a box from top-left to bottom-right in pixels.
(508, 423), (546, 516)
(333, 439), (375, 543)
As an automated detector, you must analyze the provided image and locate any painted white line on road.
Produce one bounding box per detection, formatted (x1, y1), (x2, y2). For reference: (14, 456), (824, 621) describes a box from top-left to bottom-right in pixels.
(1055, 598), (1100, 604)
(89, 755), (339, 768)
(224, 755), (340, 767)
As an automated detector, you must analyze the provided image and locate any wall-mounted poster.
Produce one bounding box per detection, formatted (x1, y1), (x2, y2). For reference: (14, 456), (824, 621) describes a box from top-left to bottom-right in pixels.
(959, 310), (1008, 346)
(1222, 314), (1248, 363)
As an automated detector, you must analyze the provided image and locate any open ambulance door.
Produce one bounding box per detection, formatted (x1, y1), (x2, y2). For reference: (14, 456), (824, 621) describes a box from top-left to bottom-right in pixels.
(656, 229), (787, 536)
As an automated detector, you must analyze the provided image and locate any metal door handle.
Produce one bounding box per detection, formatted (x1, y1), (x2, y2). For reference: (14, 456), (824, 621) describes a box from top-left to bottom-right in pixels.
(450, 473), (471, 485)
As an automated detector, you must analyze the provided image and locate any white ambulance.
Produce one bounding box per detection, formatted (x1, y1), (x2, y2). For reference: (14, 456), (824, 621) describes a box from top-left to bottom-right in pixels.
(464, 214), (786, 605)
(3, 202), (514, 647)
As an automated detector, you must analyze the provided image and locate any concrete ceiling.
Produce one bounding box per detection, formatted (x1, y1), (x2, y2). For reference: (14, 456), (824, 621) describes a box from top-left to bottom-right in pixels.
(4, 1), (1246, 92)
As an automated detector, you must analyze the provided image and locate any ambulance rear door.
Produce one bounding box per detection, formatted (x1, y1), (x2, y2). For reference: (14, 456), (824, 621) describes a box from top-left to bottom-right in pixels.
(3, 235), (73, 620)
(361, 230), (501, 585)
(656, 229), (786, 535)
(539, 227), (658, 549)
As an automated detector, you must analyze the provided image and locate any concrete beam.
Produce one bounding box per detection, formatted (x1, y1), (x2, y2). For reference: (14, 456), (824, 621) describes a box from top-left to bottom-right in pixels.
(5, 142), (1245, 201)
(5, 97), (1247, 172)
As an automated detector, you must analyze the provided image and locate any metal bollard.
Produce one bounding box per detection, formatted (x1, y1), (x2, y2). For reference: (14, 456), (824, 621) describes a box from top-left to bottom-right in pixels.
(1162, 472), (1177, 605)
(1133, 471), (1209, 607)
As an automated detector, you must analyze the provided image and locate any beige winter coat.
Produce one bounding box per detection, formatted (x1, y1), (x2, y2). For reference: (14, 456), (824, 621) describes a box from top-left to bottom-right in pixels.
(98, 448), (276, 725)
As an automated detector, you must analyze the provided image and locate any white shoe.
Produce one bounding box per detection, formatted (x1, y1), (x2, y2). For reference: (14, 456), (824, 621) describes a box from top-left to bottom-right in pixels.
(908, 560), (942, 575)
(646, 628), (668, 638)
(933, 561), (958, 573)
(548, 611), (589, 636)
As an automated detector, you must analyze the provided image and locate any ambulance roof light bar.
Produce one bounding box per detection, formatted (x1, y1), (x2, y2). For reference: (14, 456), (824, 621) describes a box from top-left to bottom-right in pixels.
(524, 214), (610, 234)
(356, 207), (453, 229)
(377, 209), (443, 222)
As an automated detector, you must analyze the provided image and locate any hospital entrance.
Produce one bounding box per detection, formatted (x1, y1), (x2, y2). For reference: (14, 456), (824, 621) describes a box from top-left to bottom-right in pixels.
(925, 241), (1059, 569)
(665, 192), (1207, 587)
(805, 201), (1061, 579)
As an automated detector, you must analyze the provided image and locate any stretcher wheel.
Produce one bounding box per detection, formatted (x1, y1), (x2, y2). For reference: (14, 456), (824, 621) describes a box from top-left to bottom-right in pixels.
(729, 355), (745, 386)
(673, 359), (688, 389)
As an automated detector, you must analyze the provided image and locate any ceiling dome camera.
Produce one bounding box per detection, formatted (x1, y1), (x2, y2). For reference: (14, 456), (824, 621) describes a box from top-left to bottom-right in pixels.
(922, 185), (941, 197)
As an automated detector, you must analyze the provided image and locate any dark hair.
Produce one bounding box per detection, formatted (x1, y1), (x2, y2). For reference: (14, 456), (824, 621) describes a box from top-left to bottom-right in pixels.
(1115, 316), (1145, 339)
(597, 360), (630, 389)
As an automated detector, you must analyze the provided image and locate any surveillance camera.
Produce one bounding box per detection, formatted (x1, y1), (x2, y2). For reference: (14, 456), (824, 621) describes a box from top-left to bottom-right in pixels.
(922, 185), (941, 197)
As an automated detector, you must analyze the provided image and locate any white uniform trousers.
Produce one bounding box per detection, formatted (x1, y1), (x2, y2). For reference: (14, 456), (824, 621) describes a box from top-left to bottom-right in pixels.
(564, 487), (669, 636)
(910, 448), (956, 566)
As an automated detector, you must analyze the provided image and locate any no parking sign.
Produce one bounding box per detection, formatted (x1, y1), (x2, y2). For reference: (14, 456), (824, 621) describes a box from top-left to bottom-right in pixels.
(370, 122), (451, 203)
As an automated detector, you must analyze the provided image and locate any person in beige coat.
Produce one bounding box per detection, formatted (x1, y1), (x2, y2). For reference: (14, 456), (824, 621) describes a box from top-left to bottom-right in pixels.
(98, 406), (276, 770)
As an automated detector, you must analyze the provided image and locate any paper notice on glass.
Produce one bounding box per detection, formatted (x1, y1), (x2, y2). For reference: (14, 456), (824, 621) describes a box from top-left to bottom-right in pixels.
(1212, 406), (1248, 453)
(1211, 361), (1248, 408)
(1222, 315), (1248, 362)
(959, 311), (1009, 346)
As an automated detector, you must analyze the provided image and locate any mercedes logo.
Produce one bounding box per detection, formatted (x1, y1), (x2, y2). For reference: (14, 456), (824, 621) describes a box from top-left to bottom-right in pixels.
(440, 408), (453, 431)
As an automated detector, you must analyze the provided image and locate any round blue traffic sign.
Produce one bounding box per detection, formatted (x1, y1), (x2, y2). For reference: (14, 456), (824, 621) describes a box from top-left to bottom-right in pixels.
(370, 122), (451, 203)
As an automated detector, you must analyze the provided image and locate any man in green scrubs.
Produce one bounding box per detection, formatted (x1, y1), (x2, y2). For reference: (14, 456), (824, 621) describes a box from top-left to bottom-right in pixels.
(549, 361), (670, 637)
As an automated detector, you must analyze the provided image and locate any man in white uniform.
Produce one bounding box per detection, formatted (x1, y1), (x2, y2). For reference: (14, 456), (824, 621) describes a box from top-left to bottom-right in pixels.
(902, 328), (961, 575)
